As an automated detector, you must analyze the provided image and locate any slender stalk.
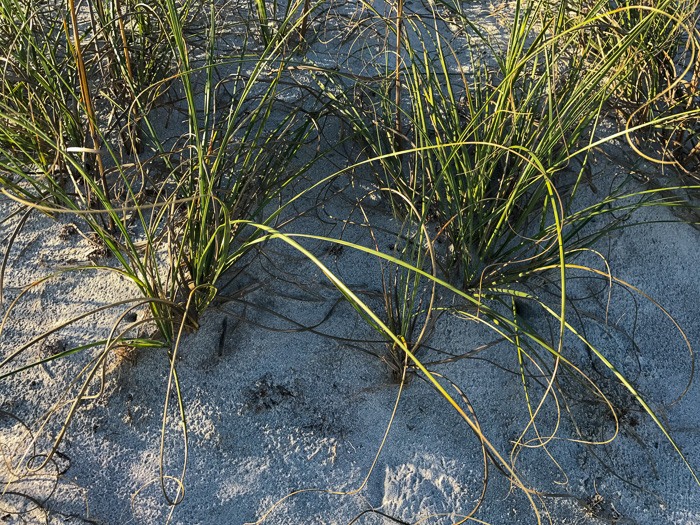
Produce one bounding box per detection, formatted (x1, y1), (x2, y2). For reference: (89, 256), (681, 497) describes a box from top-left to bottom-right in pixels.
(300, 0), (310, 41)
(394, 0), (404, 151)
(67, 0), (113, 231)
(115, 0), (141, 153)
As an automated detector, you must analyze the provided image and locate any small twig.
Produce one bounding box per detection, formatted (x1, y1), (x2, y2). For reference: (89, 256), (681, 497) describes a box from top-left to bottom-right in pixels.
(217, 317), (227, 357)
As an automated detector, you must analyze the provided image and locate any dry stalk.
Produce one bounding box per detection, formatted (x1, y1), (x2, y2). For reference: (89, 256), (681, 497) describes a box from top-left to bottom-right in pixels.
(68, 0), (113, 231)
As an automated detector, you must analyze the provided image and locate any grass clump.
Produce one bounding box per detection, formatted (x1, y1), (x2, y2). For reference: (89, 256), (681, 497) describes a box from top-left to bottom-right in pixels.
(0, 0), (319, 499)
(306, 0), (700, 514)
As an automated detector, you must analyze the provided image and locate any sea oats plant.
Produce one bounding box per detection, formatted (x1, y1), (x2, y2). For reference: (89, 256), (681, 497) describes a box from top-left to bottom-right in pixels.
(0, 0), (319, 503)
(294, 0), (700, 517)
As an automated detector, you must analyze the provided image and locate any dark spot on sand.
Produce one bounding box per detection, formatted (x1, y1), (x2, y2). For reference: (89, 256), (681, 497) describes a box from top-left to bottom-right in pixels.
(243, 375), (295, 413)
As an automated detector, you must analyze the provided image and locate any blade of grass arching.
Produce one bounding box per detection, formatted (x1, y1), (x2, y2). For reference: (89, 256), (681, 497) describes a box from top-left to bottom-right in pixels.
(159, 285), (217, 505)
(499, 173), (569, 459)
(1, 294), (183, 471)
(161, 358), (187, 504)
(468, 161), (570, 448)
(237, 223), (544, 520)
(531, 187), (700, 265)
(0, 204), (34, 312)
(512, 296), (538, 434)
(269, 139), (558, 248)
(512, 259), (698, 481)
(507, 344), (569, 472)
(281, 219), (699, 483)
(0, 337), (162, 382)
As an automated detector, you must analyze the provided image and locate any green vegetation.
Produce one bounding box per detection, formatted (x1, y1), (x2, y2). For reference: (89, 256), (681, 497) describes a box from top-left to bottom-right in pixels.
(0, 0), (698, 522)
